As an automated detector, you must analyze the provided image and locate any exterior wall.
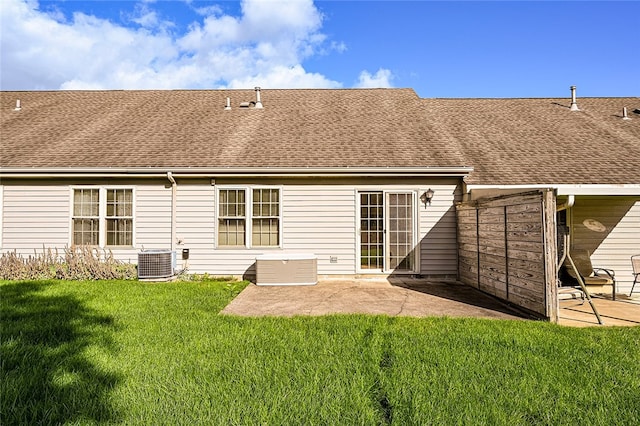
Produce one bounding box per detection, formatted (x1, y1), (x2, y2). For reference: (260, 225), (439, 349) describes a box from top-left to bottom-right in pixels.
(0, 177), (462, 278)
(0, 180), (171, 264)
(282, 184), (357, 275)
(2, 184), (71, 254)
(419, 187), (459, 278)
(570, 196), (640, 294)
(184, 177), (462, 278)
(136, 183), (172, 251)
(174, 181), (216, 274)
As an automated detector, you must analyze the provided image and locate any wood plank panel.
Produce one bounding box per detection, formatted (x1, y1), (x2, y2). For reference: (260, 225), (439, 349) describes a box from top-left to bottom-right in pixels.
(456, 189), (556, 321)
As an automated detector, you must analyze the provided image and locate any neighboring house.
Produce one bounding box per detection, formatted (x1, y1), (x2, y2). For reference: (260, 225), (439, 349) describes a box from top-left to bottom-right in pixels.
(1, 88), (638, 296)
(418, 93), (640, 295)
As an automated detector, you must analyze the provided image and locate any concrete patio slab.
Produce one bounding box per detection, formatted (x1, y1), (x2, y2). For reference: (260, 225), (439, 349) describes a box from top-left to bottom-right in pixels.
(221, 278), (526, 320)
(558, 295), (640, 327)
(222, 278), (640, 327)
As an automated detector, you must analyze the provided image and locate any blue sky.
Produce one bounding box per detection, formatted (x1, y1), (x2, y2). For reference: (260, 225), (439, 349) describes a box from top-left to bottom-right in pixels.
(1, 0), (638, 98)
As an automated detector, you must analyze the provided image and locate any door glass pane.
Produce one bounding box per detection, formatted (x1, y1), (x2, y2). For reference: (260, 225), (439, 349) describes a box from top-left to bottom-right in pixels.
(387, 193), (414, 271)
(360, 192), (384, 270)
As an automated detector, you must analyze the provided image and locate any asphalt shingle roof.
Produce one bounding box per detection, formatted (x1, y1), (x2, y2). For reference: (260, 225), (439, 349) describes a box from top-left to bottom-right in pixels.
(420, 97), (640, 185)
(1, 89), (638, 185)
(0, 88), (465, 170)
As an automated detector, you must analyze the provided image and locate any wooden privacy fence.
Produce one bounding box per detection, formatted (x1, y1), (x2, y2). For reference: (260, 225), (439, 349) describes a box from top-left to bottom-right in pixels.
(456, 190), (558, 321)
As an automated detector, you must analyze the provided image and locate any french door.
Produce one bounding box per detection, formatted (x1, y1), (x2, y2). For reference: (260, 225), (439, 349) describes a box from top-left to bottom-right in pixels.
(359, 191), (416, 273)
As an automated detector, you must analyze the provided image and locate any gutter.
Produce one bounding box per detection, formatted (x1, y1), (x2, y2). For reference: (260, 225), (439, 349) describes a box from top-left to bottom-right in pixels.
(466, 183), (640, 196)
(0, 166), (474, 178)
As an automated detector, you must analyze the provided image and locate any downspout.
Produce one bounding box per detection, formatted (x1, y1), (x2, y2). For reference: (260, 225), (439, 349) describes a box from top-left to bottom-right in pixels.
(555, 194), (602, 323)
(556, 195), (576, 271)
(556, 194), (575, 212)
(167, 172), (177, 253)
(556, 195), (574, 267)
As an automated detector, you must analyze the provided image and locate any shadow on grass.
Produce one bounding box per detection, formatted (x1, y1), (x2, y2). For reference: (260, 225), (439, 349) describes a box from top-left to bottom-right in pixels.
(1, 281), (120, 424)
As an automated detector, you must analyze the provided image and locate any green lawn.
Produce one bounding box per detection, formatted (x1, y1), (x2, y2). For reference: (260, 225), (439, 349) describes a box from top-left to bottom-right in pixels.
(1, 279), (639, 425)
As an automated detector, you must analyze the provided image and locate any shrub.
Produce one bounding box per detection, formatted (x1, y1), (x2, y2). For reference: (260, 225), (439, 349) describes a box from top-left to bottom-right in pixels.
(0, 246), (137, 280)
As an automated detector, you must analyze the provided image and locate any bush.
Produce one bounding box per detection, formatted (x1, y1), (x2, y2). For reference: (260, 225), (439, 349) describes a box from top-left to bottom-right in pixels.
(0, 246), (137, 280)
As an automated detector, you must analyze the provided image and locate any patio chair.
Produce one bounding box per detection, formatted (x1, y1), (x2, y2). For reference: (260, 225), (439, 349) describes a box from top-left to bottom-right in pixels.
(631, 255), (640, 297)
(563, 250), (616, 300)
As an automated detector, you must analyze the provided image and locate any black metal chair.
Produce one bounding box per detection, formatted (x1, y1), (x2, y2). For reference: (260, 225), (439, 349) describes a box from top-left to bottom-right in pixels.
(564, 250), (616, 300)
(631, 255), (640, 297)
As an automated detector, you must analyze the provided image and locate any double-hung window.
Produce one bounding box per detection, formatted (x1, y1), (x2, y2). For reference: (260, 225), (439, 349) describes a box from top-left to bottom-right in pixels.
(218, 189), (246, 246)
(252, 188), (280, 246)
(73, 188), (100, 245)
(72, 187), (133, 247)
(106, 189), (133, 246)
(218, 187), (280, 248)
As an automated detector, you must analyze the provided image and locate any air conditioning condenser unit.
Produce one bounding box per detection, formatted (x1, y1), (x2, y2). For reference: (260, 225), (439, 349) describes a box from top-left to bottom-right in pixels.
(138, 250), (175, 280)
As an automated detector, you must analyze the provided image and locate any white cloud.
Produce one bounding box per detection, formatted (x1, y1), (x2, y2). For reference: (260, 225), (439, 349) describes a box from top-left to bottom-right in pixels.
(355, 68), (394, 89)
(228, 64), (342, 89)
(129, 6), (160, 29)
(0, 0), (346, 90)
(330, 41), (347, 54)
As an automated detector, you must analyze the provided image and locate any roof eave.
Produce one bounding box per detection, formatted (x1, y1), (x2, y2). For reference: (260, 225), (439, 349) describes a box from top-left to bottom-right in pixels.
(0, 166), (474, 178)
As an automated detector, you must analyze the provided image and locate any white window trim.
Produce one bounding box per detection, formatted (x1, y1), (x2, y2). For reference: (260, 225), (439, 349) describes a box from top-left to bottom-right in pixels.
(215, 185), (283, 249)
(69, 186), (136, 248)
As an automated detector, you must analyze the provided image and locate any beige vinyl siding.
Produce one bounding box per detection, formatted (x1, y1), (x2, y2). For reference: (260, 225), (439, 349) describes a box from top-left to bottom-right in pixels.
(1, 185), (70, 255)
(0, 181), (173, 264)
(283, 186), (356, 274)
(418, 184), (460, 278)
(135, 184), (172, 250)
(173, 182), (215, 274)
(571, 196), (640, 294)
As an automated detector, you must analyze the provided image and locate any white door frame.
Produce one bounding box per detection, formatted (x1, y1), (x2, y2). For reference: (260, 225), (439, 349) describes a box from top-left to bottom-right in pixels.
(356, 190), (417, 274)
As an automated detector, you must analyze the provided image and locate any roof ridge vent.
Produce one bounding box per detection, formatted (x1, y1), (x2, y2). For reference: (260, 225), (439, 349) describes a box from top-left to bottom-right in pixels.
(622, 107), (631, 120)
(570, 85), (579, 111)
(254, 87), (263, 109)
(13, 99), (21, 111)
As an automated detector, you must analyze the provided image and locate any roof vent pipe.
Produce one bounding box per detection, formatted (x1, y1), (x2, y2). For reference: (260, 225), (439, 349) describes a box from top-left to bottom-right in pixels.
(224, 97), (231, 110)
(622, 107), (631, 120)
(14, 99), (21, 111)
(254, 87), (263, 109)
(570, 85), (579, 111)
